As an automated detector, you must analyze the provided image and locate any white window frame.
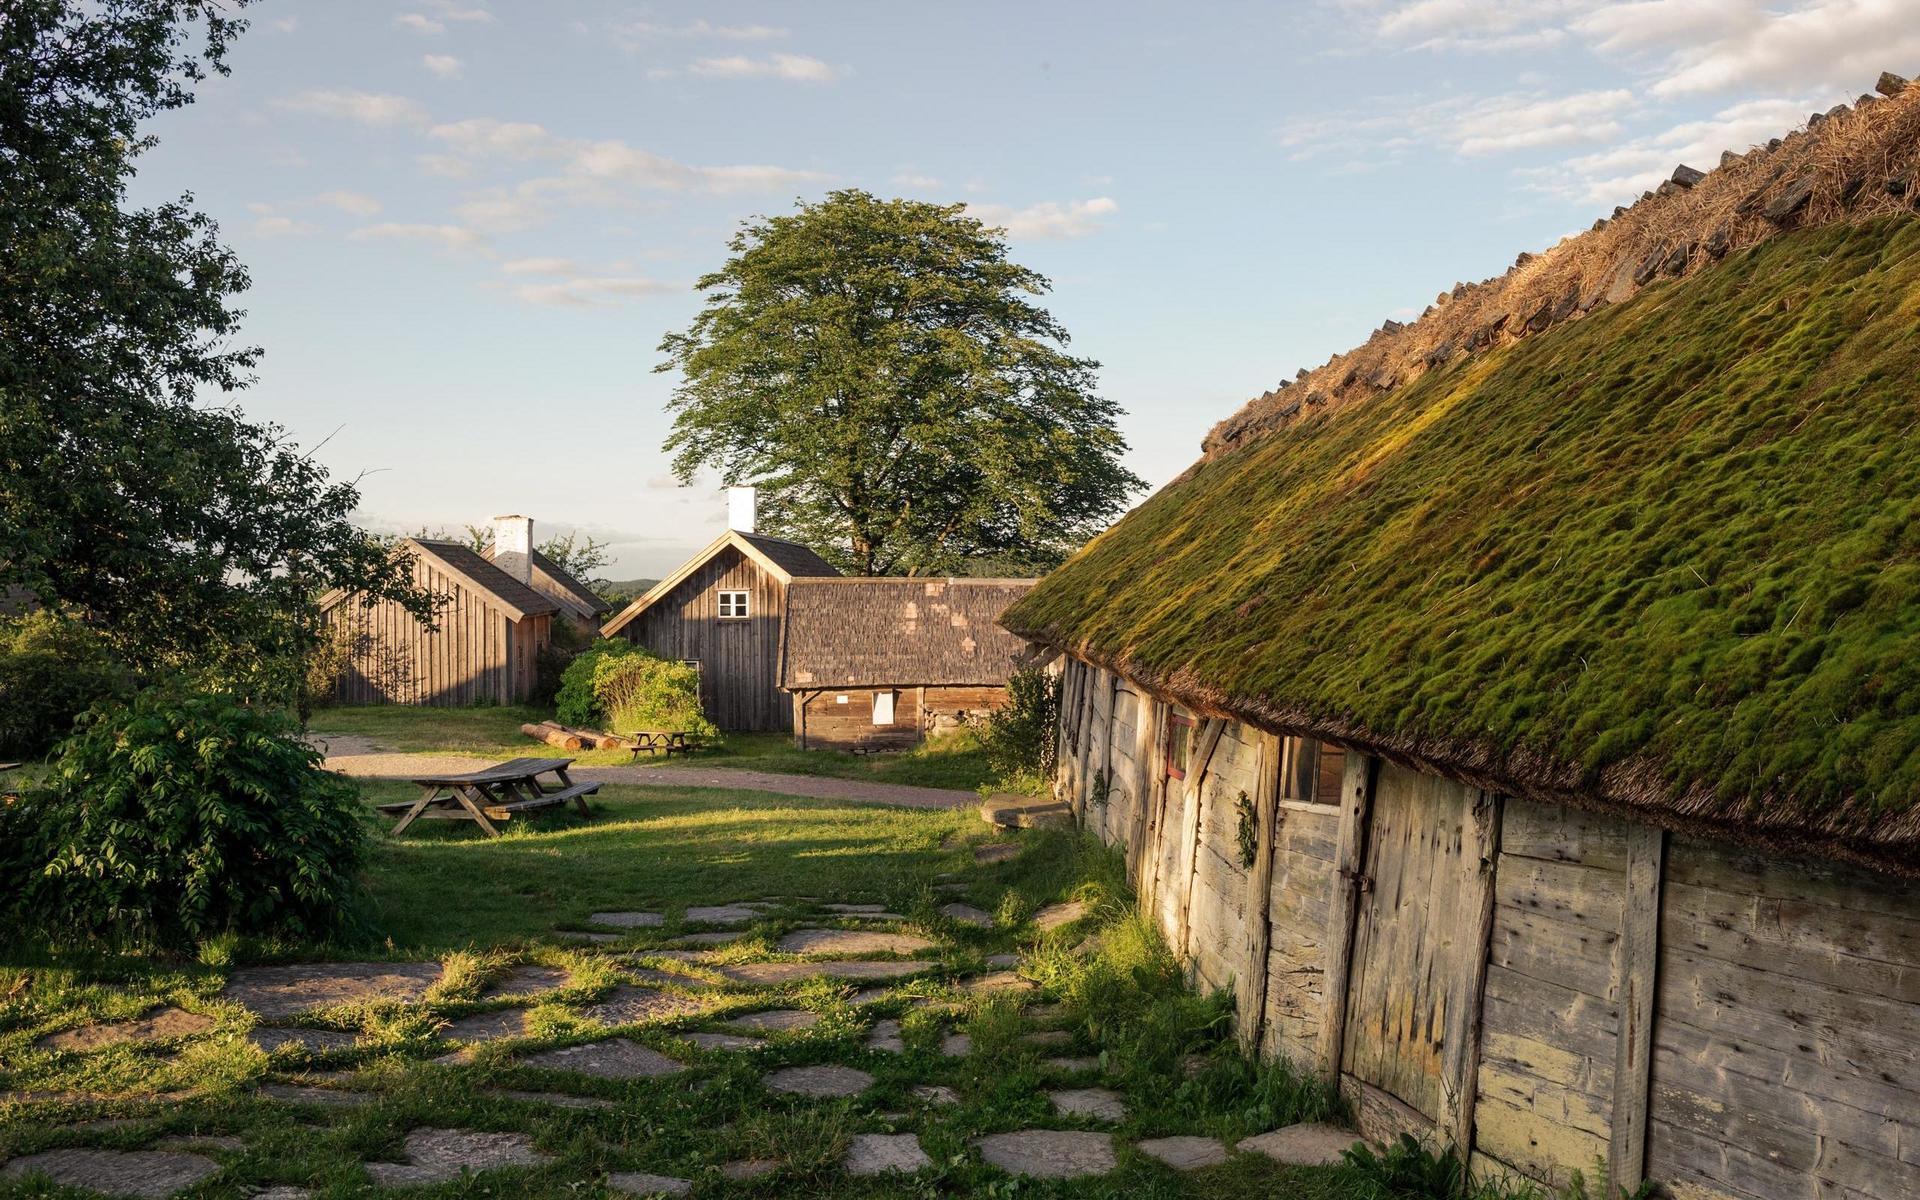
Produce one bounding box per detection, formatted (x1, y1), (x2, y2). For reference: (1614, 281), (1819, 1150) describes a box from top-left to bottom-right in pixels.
(717, 590), (750, 619)
(872, 689), (897, 726)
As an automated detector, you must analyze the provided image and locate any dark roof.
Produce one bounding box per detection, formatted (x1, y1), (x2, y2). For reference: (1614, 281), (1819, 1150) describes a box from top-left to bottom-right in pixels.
(482, 543), (609, 619)
(1003, 88), (1920, 877)
(782, 578), (1036, 689)
(738, 532), (841, 579)
(410, 539), (559, 619)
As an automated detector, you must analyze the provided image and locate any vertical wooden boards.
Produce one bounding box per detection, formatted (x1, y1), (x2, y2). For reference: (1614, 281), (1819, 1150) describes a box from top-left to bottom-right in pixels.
(1130, 696), (1164, 898)
(1318, 750), (1376, 1083)
(1607, 823), (1664, 1190)
(1240, 731), (1283, 1048)
(628, 544), (790, 732)
(1073, 662), (1100, 821)
(1171, 718), (1227, 961)
(1438, 790), (1502, 1155)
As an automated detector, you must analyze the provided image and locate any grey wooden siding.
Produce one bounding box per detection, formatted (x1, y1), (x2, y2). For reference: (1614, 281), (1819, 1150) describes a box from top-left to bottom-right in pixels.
(620, 546), (789, 732)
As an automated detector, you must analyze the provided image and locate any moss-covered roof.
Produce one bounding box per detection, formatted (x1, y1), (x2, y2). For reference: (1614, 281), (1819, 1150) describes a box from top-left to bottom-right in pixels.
(1003, 216), (1920, 871)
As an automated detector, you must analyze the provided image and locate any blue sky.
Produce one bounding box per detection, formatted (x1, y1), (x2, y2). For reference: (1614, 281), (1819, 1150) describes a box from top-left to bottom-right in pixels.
(133, 0), (1920, 577)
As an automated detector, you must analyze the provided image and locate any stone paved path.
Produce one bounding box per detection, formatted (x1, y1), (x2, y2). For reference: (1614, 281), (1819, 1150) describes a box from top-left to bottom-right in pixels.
(0, 1149), (219, 1198)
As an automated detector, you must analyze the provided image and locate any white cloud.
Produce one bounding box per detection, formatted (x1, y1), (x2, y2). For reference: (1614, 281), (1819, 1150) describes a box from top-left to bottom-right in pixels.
(268, 16), (298, 33)
(612, 18), (787, 41)
(315, 190), (383, 216)
(395, 14), (446, 34)
(1646, 0), (1920, 97)
(350, 222), (486, 252)
(501, 257), (580, 275)
(967, 197), (1119, 240)
(1570, 0), (1760, 54)
(422, 54), (463, 79)
(512, 276), (678, 307)
(251, 215), (318, 236)
(1454, 89), (1638, 154)
(892, 172), (943, 190)
(1519, 96), (1815, 203)
(684, 53), (841, 82)
(397, 1), (493, 34)
(276, 89), (428, 127)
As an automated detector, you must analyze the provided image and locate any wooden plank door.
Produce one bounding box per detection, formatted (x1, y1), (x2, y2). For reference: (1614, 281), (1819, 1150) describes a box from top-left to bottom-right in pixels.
(1341, 763), (1496, 1144)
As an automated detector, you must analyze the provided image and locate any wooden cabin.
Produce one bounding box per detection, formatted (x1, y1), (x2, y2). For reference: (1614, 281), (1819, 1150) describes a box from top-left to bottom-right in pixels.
(1001, 87), (1920, 1200)
(601, 521), (840, 732)
(482, 515), (609, 637)
(317, 537), (556, 706)
(780, 577), (1034, 751)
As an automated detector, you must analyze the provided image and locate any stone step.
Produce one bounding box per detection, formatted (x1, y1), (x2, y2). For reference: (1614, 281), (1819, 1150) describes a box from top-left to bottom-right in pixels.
(981, 794), (1073, 830)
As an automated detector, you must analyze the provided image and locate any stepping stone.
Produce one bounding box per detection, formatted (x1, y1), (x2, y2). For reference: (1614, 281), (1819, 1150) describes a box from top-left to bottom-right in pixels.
(1237, 1122), (1360, 1166)
(846, 987), (892, 1005)
(940, 1032), (971, 1056)
(684, 904), (760, 925)
(222, 963), (441, 1019)
(974, 1130), (1116, 1179)
(589, 911), (665, 928)
(723, 1008), (819, 1033)
(1049, 1088), (1127, 1122)
(582, 987), (708, 1025)
(820, 904), (906, 921)
(776, 928), (935, 956)
(718, 960), (928, 985)
(681, 1032), (761, 1051)
(1139, 1135), (1229, 1170)
(974, 843), (1019, 865)
(764, 1065), (873, 1098)
(490, 1089), (615, 1110)
(522, 1038), (683, 1080)
(440, 1010), (528, 1043)
(912, 1084), (959, 1106)
(720, 1159), (778, 1180)
(668, 931), (747, 946)
(967, 971), (1036, 994)
(557, 930), (624, 943)
(481, 965), (571, 1000)
(152, 1134), (246, 1152)
(0, 1149), (220, 1198)
(865, 1019), (904, 1053)
(249, 1027), (359, 1054)
(364, 1127), (550, 1186)
(1033, 900), (1089, 932)
(256, 1083), (370, 1107)
(609, 1171), (693, 1196)
(640, 949), (716, 962)
(985, 953), (1019, 968)
(36, 1006), (214, 1052)
(981, 794), (1073, 830)
(252, 1189), (315, 1200)
(627, 967), (704, 988)
(1024, 1029), (1073, 1047)
(941, 903), (994, 928)
(843, 1132), (931, 1176)
(1044, 1056), (1099, 1073)
(934, 882), (968, 894)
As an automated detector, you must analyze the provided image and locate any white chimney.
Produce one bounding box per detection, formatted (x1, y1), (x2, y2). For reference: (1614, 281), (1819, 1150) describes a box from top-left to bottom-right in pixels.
(493, 514), (534, 582)
(727, 486), (757, 534)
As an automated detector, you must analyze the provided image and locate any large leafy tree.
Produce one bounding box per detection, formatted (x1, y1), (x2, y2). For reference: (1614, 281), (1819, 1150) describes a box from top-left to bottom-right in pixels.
(0, 0), (430, 698)
(659, 190), (1142, 576)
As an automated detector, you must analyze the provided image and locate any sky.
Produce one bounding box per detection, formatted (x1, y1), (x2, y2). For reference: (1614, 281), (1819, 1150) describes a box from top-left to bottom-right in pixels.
(131, 0), (1920, 577)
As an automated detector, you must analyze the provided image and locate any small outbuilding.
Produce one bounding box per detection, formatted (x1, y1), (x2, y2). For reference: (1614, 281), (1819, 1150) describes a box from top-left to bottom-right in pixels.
(781, 577), (1034, 750)
(483, 514), (609, 637)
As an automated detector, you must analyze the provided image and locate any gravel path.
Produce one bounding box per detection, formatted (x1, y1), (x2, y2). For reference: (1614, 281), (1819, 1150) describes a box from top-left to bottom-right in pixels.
(315, 735), (979, 812)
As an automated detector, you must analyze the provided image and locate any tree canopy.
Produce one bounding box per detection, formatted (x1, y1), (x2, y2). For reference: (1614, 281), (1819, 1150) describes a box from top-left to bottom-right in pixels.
(659, 190), (1142, 576)
(0, 0), (429, 696)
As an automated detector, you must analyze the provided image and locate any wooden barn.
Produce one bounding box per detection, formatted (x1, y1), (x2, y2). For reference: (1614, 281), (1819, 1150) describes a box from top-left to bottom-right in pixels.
(1001, 86), (1920, 1199)
(780, 577), (1034, 751)
(482, 515), (609, 637)
(318, 537), (557, 706)
(601, 498), (840, 731)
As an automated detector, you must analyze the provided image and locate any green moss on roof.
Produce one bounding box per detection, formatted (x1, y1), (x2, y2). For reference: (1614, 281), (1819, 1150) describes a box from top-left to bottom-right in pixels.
(1004, 216), (1920, 859)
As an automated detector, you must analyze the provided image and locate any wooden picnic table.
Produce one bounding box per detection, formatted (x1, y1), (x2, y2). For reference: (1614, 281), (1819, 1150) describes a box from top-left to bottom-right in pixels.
(626, 731), (697, 761)
(378, 756), (599, 837)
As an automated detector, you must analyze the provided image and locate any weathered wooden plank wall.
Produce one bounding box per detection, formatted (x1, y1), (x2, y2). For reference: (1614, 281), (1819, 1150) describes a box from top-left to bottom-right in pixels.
(322, 556), (525, 706)
(624, 545), (788, 732)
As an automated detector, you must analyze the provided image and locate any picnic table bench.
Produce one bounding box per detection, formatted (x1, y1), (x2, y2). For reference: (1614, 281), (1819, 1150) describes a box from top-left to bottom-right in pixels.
(377, 756), (598, 837)
(627, 731), (698, 761)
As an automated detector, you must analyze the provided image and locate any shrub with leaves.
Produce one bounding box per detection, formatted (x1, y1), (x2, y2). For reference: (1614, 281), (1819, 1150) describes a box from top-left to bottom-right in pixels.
(982, 664), (1060, 780)
(0, 610), (131, 759)
(554, 640), (718, 740)
(30, 686), (367, 946)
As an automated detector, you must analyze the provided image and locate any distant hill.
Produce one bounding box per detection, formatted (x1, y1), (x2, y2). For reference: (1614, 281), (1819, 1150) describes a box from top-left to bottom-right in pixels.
(597, 579), (659, 607)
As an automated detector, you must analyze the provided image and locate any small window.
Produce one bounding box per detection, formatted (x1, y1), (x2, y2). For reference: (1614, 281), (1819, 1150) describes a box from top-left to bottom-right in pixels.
(1166, 714), (1195, 780)
(872, 690), (897, 725)
(680, 659), (701, 674)
(718, 590), (749, 619)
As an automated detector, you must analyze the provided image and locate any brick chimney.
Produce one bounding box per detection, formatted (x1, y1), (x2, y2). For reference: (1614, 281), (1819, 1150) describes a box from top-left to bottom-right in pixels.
(727, 486), (757, 534)
(493, 514), (534, 583)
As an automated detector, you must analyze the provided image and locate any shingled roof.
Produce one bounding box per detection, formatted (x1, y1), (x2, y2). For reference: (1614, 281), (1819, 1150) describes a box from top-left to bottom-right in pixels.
(481, 542), (609, 622)
(404, 539), (559, 620)
(601, 529), (841, 638)
(1002, 79), (1920, 876)
(782, 577), (1035, 689)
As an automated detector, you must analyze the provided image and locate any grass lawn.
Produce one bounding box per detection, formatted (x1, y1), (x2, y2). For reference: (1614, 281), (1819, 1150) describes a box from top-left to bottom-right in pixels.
(0, 781), (1385, 1199)
(310, 705), (1002, 793)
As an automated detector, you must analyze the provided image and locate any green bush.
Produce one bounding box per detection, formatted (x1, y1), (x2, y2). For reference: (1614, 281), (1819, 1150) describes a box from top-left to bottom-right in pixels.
(553, 640), (628, 727)
(28, 686), (367, 946)
(0, 611), (131, 760)
(982, 664), (1060, 779)
(554, 640), (718, 740)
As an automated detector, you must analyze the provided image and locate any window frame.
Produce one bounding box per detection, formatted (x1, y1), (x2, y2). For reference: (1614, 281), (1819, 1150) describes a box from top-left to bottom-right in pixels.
(872, 689), (898, 726)
(717, 589), (750, 619)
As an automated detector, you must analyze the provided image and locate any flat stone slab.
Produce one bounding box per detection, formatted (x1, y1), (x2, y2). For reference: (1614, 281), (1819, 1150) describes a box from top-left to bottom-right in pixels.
(846, 987), (893, 1005)
(974, 1130), (1116, 1179)
(1237, 1122), (1360, 1166)
(0, 1148), (220, 1198)
(36, 1006), (214, 1052)
(1033, 900), (1090, 932)
(482, 965), (571, 999)
(588, 911), (665, 928)
(967, 970), (1036, 994)
(764, 1065), (873, 1098)
(1044, 1055), (1100, 1073)
(249, 1027), (359, 1054)
(608, 1171), (693, 1196)
(440, 1010), (528, 1043)
(981, 794), (1073, 829)
(681, 1031), (761, 1051)
(722, 1008), (819, 1033)
(941, 903), (994, 927)
(256, 1083), (370, 1106)
(866, 1018), (904, 1053)
(974, 842), (1020, 865)
(1139, 1135), (1229, 1170)
(1049, 1087), (1127, 1122)
(365, 1127), (550, 1186)
(718, 960), (928, 985)
(222, 963), (441, 1019)
(843, 1133), (931, 1176)
(252, 1189), (315, 1200)
(152, 1134), (246, 1152)
(720, 1158), (778, 1180)
(940, 1032), (971, 1056)
(582, 987), (708, 1026)
(490, 1089), (615, 1110)
(667, 931), (747, 946)
(912, 1084), (960, 1106)
(821, 903), (905, 920)
(521, 1038), (683, 1080)
(985, 953), (1019, 968)
(776, 928), (935, 956)
(684, 904), (761, 925)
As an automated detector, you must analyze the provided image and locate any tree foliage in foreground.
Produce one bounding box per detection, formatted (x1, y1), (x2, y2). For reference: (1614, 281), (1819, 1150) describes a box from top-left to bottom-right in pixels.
(659, 189), (1143, 576)
(0, 0), (430, 698)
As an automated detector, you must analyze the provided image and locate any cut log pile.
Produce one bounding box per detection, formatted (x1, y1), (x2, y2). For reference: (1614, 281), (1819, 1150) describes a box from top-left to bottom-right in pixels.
(519, 721), (635, 752)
